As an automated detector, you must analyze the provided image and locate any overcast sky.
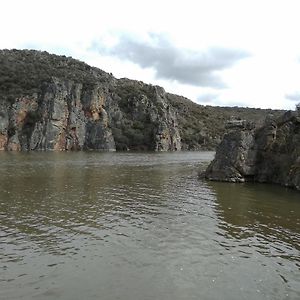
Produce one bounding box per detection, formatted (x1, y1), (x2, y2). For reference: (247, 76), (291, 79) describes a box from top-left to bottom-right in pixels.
(1, 0), (300, 109)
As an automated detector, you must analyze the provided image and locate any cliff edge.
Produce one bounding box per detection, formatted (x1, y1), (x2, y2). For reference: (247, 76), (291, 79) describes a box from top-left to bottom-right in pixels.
(204, 111), (300, 190)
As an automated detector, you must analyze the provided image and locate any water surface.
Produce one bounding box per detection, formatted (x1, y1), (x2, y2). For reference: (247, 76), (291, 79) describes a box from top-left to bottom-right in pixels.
(0, 152), (299, 300)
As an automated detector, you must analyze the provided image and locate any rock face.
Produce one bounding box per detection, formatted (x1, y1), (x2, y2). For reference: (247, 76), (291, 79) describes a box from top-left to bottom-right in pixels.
(0, 79), (116, 151)
(0, 50), (181, 151)
(205, 111), (300, 190)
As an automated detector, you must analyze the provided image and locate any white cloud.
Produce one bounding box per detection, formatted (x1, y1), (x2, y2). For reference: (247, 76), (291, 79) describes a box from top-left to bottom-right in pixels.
(92, 33), (249, 88)
(1, 0), (300, 109)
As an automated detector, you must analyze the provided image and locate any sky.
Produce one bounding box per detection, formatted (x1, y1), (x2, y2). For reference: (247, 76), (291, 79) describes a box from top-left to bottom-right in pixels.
(1, 0), (300, 110)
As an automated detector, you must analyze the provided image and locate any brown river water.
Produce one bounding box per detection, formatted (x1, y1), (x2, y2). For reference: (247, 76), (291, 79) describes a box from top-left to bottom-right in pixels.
(0, 151), (299, 300)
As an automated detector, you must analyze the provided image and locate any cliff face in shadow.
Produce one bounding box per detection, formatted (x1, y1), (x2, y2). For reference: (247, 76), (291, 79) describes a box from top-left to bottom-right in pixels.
(205, 111), (300, 190)
(0, 49), (282, 151)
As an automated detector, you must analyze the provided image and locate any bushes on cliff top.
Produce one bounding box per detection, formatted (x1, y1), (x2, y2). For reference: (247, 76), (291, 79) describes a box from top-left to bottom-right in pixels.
(0, 49), (110, 102)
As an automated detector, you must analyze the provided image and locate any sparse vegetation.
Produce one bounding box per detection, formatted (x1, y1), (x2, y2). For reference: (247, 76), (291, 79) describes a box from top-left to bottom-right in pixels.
(167, 93), (284, 149)
(0, 49), (111, 102)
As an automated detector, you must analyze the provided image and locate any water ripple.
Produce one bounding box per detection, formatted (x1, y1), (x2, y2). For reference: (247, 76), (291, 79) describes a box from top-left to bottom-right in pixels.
(0, 152), (299, 300)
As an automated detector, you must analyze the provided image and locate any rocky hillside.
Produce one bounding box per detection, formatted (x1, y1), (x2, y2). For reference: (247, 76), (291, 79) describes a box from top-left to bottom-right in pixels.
(0, 49), (283, 151)
(168, 94), (283, 150)
(204, 111), (300, 190)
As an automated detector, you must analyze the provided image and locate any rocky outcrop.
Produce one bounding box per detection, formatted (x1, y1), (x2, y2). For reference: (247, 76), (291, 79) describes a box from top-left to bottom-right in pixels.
(0, 78), (181, 151)
(204, 111), (300, 190)
(1, 79), (116, 151)
(111, 79), (181, 151)
(0, 50), (181, 151)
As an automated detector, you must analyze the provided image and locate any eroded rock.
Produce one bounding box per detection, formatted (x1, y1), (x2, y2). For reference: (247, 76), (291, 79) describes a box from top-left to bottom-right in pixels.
(205, 112), (300, 190)
(0, 77), (181, 152)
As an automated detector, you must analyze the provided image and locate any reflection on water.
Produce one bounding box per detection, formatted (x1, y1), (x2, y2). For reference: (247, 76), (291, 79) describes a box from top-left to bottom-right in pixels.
(209, 182), (300, 260)
(0, 152), (299, 300)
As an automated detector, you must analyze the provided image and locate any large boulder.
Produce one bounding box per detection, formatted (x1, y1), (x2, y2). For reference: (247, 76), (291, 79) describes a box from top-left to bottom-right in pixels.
(204, 112), (300, 190)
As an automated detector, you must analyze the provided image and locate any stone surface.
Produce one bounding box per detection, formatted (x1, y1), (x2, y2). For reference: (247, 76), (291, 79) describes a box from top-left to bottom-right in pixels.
(205, 112), (300, 190)
(0, 76), (181, 152)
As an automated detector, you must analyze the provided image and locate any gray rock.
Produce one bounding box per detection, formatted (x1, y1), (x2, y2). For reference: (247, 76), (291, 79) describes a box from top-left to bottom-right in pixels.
(205, 111), (300, 190)
(0, 76), (181, 152)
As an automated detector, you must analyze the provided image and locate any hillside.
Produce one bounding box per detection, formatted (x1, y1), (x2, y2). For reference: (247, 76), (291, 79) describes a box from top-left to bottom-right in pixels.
(0, 49), (284, 151)
(167, 93), (283, 149)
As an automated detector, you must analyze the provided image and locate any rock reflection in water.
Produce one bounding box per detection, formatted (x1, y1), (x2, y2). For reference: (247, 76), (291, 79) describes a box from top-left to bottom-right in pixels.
(0, 153), (172, 258)
(207, 181), (300, 299)
(208, 181), (300, 258)
(0, 152), (299, 300)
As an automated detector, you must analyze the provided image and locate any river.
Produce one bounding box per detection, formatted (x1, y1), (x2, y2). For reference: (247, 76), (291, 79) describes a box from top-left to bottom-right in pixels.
(0, 152), (299, 300)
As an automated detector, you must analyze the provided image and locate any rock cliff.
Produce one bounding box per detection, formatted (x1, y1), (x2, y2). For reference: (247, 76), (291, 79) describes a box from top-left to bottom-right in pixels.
(204, 111), (300, 190)
(0, 49), (181, 151)
(0, 49), (281, 151)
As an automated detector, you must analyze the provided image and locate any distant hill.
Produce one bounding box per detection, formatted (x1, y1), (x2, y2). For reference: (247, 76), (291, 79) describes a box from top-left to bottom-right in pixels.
(0, 49), (284, 151)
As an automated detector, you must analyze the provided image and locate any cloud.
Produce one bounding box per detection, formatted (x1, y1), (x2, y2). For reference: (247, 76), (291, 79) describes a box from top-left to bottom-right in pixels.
(92, 33), (249, 88)
(285, 92), (300, 102)
(197, 93), (219, 103)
